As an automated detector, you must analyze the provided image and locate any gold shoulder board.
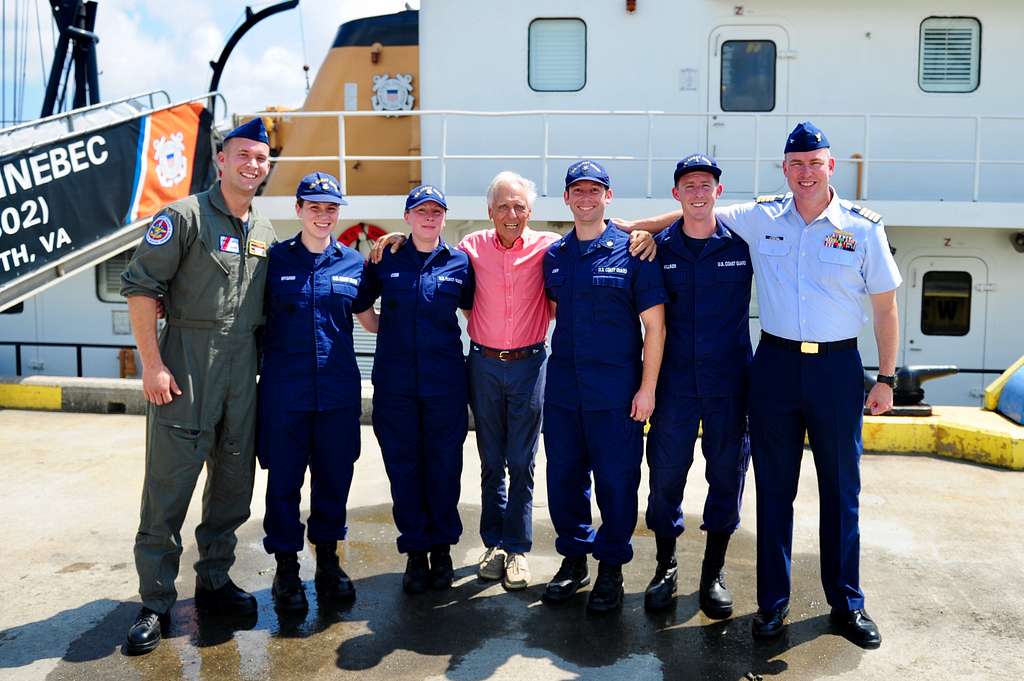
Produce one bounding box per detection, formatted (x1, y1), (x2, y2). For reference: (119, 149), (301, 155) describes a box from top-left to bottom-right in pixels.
(851, 204), (882, 223)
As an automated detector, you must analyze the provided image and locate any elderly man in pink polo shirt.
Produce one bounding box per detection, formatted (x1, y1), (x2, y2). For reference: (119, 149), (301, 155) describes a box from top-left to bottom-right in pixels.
(372, 171), (655, 590)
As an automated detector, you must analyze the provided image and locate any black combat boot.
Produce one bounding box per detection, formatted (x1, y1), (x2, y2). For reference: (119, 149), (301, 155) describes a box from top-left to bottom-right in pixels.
(428, 545), (455, 590)
(403, 551), (431, 595)
(644, 535), (678, 612)
(587, 561), (624, 613)
(125, 606), (170, 655)
(272, 552), (308, 612)
(542, 555), (590, 604)
(314, 541), (355, 603)
(699, 531), (733, 619)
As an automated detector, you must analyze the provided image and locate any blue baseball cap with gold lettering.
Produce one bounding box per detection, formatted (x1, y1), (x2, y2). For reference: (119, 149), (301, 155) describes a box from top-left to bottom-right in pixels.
(564, 159), (611, 189)
(405, 184), (448, 211)
(296, 172), (347, 204)
(674, 153), (721, 183)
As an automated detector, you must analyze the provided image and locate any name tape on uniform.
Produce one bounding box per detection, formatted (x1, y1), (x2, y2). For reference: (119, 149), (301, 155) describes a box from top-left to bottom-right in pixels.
(248, 239), (267, 257)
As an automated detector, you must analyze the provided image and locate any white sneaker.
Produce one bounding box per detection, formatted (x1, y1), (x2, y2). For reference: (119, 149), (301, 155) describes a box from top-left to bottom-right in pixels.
(478, 546), (506, 581)
(502, 552), (530, 591)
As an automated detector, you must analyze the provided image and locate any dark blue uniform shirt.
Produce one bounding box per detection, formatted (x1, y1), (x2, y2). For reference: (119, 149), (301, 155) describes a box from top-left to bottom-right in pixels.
(364, 238), (474, 397)
(543, 222), (667, 411)
(656, 218), (753, 398)
(261, 237), (373, 411)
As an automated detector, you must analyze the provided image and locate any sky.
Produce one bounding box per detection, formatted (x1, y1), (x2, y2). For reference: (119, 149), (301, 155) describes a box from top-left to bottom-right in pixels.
(2, 0), (417, 127)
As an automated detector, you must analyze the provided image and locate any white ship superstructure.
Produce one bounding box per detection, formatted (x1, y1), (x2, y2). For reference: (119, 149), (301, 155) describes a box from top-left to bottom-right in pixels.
(3, 1), (1022, 406)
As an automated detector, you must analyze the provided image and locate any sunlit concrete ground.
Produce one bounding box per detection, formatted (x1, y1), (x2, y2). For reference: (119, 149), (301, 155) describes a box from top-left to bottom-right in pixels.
(0, 409), (1022, 680)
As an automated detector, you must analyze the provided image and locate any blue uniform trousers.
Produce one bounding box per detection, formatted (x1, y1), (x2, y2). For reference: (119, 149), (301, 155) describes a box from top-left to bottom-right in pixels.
(749, 342), (866, 613)
(645, 396), (750, 537)
(543, 403), (644, 565)
(372, 391), (468, 553)
(262, 406), (361, 554)
(468, 347), (546, 554)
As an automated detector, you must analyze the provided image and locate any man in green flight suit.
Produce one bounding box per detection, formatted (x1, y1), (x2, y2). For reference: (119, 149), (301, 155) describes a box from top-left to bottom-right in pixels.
(120, 118), (277, 655)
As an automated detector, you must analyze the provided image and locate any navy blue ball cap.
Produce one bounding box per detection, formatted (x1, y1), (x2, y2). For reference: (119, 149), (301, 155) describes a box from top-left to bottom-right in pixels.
(405, 184), (448, 211)
(564, 159), (611, 189)
(674, 153), (721, 183)
(296, 171), (347, 205)
(224, 117), (269, 146)
(785, 121), (830, 153)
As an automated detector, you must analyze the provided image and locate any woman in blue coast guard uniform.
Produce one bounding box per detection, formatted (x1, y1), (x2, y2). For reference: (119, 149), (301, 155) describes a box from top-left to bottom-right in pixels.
(362, 185), (475, 595)
(258, 172), (376, 613)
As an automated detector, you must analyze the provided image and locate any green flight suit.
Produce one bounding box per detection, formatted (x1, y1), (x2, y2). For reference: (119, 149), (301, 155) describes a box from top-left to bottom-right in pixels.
(120, 181), (277, 614)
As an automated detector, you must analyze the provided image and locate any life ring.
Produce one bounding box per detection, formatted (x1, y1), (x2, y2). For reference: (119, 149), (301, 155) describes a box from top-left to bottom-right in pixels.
(339, 222), (387, 254)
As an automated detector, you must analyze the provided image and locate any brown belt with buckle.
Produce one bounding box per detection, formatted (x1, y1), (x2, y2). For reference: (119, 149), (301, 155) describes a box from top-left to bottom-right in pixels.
(760, 332), (857, 355)
(472, 343), (544, 361)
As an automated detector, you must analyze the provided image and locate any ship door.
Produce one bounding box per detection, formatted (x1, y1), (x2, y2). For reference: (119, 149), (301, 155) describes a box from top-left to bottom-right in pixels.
(903, 256), (989, 404)
(708, 25), (790, 197)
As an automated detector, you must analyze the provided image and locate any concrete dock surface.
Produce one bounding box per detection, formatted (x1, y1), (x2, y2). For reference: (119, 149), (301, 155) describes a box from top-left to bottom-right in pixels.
(0, 409), (1022, 680)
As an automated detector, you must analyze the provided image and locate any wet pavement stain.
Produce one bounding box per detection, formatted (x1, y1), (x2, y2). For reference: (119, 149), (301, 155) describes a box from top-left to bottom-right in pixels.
(35, 504), (871, 680)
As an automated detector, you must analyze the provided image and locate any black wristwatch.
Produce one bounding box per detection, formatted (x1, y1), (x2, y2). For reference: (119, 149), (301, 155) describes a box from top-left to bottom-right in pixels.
(875, 373), (896, 387)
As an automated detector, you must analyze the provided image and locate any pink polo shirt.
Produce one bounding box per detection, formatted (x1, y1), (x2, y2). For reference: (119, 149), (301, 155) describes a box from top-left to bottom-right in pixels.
(459, 227), (559, 350)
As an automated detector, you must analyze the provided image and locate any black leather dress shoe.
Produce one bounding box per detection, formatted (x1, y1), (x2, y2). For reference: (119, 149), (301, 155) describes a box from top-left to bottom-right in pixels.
(194, 578), (258, 616)
(751, 605), (790, 640)
(125, 606), (170, 656)
(428, 550), (455, 591)
(699, 569), (733, 619)
(587, 564), (624, 613)
(403, 552), (430, 595)
(272, 556), (308, 612)
(315, 564), (356, 603)
(542, 555), (589, 604)
(831, 608), (881, 649)
(643, 558), (678, 612)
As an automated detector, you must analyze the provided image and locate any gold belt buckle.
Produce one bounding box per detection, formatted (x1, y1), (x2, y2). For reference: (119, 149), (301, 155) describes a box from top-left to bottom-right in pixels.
(800, 341), (820, 354)
(497, 350), (510, 361)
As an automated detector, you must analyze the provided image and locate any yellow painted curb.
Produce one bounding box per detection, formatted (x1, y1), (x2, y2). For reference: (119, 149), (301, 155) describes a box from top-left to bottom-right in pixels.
(984, 354), (1024, 411)
(0, 384), (62, 411)
(863, 406), (1024, 470)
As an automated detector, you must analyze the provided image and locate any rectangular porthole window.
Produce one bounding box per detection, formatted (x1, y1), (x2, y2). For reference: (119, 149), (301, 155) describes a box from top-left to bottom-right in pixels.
(921, 271), (971, 336)
(96, 249), (135, 303)
(720, 40), (776, 112)
(529, 18), (586, 92)
(919, 17), (981, 93)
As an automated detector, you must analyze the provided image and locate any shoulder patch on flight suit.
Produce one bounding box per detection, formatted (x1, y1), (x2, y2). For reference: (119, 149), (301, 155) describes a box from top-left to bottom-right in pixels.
(850, 204), (882, 223)
(755, 194), (786, 204)
(145, 214), (174, 245)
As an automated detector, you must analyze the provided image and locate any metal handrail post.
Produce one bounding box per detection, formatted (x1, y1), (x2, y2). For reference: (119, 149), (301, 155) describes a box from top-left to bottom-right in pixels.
(646, 112), (654, 198)
(973, 116), (982, 202)
(542, 114), (550, 197)
(337, 113), (347, 193)
(862, 114), (871, 200)
(753, 115), (761, 196)
(441, 115), (449, 192)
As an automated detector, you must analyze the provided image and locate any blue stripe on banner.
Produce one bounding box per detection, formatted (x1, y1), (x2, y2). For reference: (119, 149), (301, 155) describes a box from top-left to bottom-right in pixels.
(124, 114), (149, 224)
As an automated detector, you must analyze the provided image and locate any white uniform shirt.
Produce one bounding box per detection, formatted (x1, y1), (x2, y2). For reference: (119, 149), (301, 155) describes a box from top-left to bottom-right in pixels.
(717, 189), (902, 342)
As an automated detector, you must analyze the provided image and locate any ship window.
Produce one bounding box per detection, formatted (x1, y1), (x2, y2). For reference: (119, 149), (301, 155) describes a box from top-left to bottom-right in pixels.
(720, 40), (776, 112)
(1, 302), (23, 314)
(96, 249), (135, 303)
(921, 270), (971, 336)
(919, 17), (981, 93)
(529, 18), (587, 92)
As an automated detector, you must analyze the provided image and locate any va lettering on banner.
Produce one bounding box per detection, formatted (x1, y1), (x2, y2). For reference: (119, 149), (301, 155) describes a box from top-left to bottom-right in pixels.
(0, 102), (213, 288)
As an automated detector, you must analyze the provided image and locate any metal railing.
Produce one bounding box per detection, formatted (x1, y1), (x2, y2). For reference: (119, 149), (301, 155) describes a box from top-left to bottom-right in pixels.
(0, 342), (378, 378)
(242, 109), (1024, 202)
(0, 341), (136, 377)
